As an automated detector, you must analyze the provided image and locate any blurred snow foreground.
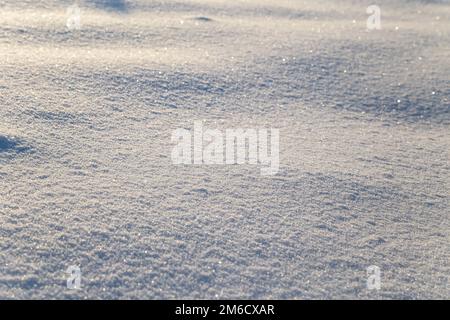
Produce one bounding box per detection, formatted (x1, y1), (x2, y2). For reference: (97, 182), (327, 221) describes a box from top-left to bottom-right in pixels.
(0, 0), (449, 299)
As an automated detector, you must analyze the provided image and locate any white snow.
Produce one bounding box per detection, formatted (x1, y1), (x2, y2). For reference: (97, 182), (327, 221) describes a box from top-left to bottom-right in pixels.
(0, 0), (449, 299)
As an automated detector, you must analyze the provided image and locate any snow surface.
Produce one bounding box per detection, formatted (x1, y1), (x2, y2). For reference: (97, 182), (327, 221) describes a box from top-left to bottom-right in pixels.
(0, 0), (449, 299)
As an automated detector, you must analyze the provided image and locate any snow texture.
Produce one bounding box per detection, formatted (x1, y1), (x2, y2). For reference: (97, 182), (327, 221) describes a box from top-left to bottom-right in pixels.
(0, 0), (449, 299)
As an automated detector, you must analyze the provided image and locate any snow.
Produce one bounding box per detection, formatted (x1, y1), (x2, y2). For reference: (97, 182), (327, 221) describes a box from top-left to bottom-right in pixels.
(0, 0), (449, 299)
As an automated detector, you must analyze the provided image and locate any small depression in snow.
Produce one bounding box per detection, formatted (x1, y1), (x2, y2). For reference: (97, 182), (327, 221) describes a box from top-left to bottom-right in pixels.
(91, 0), (128, 12)
(0, 135), (28, 154)
(192, 16), (214, 22)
